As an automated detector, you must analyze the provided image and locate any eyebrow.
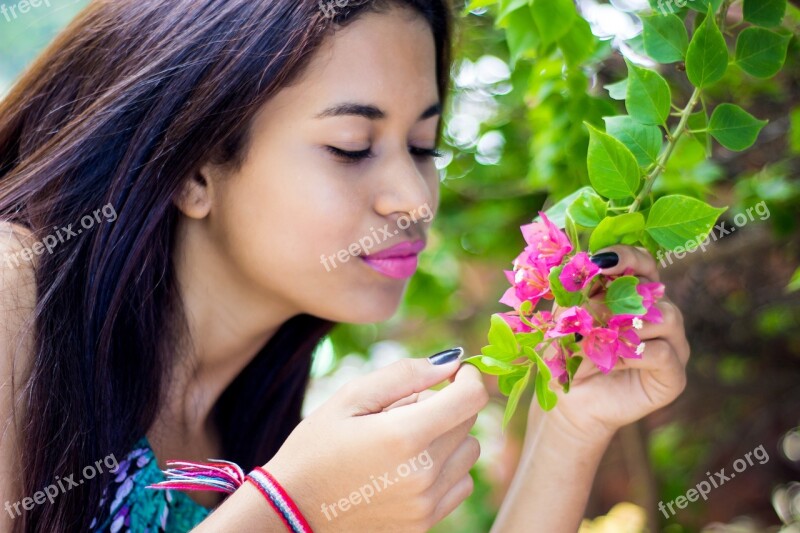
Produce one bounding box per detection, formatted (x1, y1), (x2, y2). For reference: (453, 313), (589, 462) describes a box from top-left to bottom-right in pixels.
(314, 102), (442, 122)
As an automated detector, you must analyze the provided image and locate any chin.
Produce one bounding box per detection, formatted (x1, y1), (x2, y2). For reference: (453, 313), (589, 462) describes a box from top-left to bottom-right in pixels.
(316, 294), (403, 325)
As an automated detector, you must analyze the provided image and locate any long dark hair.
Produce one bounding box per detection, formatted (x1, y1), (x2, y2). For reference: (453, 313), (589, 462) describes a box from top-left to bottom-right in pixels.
(0, 0), (454, 530)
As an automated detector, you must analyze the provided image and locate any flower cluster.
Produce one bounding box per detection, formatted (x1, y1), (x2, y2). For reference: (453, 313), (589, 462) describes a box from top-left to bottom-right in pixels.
(498, 212), (665, 381)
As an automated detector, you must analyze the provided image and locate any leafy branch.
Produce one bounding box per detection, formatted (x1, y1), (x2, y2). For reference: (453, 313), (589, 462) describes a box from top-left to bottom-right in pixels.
(462, 0), (795, 429)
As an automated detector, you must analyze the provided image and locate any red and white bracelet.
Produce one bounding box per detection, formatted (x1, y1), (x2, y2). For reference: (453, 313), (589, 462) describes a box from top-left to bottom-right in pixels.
(147, 460), (313, 533)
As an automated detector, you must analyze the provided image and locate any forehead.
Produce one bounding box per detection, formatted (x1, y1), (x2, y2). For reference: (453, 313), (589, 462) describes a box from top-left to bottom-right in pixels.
(275, 7), (440, 118)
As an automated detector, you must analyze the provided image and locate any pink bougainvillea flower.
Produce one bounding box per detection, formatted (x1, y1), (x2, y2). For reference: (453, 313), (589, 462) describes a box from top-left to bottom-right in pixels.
(582, 327), (620, 374)
(559, 252), (601, 292)
(637, 282), (666, 323)
(545, 344), (573, 385)
(500, 312), (530, 334)
(520, 212), (573, 267)
(545, 306), (594, 339)
(608, 315), (644, 360)
(500, 310), (554, 335)
(500, 254), (552, 310)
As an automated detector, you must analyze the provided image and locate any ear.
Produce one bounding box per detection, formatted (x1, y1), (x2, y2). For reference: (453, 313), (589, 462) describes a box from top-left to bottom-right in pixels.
(174, 163), (218, 219)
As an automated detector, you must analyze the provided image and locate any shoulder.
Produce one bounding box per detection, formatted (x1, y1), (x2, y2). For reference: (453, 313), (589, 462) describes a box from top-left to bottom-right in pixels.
(0, 223), (37, 530)
(0, 221), (38, 323)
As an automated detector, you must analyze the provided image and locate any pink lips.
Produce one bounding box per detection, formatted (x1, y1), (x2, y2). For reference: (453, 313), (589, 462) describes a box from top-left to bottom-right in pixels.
(360, 240), (426, 280)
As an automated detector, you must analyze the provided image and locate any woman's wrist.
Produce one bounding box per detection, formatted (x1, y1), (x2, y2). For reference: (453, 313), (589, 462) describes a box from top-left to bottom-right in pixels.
(260, 456), (323, 532)
(492, 407), (613, 532)
(525, 404), (616, 457)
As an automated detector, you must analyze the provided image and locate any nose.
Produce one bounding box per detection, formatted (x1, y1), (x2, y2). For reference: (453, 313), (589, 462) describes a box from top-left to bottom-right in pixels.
(372, 145), (438, 226)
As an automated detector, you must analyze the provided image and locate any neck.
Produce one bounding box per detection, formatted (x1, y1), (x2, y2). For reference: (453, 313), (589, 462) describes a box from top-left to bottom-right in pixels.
(156, 217), (299, 441)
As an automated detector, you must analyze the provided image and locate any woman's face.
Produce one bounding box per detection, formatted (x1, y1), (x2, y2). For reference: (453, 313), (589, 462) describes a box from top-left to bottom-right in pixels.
(195, 6), (441, 324)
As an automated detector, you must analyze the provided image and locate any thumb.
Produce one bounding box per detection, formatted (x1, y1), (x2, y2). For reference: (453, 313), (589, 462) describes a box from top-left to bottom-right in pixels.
(333, 348), (464, 416)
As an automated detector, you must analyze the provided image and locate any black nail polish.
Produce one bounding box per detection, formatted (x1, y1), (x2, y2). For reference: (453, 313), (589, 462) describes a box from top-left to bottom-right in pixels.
(428, 347), (464, 365)
(590, 252), (619, 269)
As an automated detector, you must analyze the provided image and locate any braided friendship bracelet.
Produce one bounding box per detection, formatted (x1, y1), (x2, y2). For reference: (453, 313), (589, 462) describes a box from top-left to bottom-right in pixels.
(246, 466), (313, 533)
(147, 460), (313, 533)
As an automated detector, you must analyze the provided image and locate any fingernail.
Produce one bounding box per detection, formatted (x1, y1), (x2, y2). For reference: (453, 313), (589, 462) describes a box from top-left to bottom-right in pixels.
(428, 347), (464, 365)
(590, 252), (619, 269)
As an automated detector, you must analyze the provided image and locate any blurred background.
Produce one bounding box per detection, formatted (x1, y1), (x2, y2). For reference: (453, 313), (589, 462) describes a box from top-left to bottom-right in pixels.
(2, 1), (798, 531)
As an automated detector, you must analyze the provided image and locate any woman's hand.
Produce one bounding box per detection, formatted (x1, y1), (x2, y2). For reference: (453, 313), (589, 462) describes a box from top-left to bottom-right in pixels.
(263, 356), (488, 533)
(490, 245), (690, 533)
(535, 244), (691, 446)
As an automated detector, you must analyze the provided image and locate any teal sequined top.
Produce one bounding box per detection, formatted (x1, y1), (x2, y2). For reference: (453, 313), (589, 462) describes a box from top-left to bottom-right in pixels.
(89, 437), (211, 532)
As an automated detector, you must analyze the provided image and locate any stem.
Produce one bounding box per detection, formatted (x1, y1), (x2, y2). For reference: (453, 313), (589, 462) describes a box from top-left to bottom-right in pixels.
(628, 87), (702, 213)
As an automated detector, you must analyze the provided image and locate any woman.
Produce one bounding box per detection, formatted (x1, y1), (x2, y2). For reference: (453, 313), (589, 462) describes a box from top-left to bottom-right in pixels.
(0, 0), (690, 531)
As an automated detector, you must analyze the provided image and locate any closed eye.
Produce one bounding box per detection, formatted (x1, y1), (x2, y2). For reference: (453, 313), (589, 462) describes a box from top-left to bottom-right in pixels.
(325, 146), (373, 162)
(410, 146), (445, 159)
(326, 145), (444, 163)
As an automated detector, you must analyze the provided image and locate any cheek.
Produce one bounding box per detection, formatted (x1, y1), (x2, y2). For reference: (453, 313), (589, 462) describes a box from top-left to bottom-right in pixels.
(215, 149), (367, 286)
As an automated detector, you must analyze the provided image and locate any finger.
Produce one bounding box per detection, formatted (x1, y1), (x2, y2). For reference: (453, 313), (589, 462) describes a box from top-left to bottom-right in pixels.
(428, 435), (480, 502)
(591, 245), (660, 282)
(637, 300), (690, 366)
(382, 390), (437, 412)
(425, 415), (478, 463)
(333, 356), (461, 416)
(384, 364), (489, 444)
(615, 339), (687, 394)
(430, 474), (474, 525)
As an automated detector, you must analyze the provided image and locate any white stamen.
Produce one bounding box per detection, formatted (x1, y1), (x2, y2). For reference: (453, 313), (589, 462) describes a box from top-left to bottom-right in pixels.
(632, 317), (644, 330)
(636, 342), (645, 355)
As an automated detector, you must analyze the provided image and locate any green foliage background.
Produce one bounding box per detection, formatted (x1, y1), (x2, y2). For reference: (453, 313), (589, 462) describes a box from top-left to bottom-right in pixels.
(2, 1), (799, 531)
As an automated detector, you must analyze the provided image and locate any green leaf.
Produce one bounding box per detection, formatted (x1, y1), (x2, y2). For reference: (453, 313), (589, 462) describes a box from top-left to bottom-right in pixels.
(567, 188), (608, 228)
(686, 13), (728, 88)
(589, 213), (646, 253)
(549, 265), (585, 304)
(645, 195), (727, 251)
(625, 59), (671, 125)
(604, 115), (664, 167)
(504, 6), (538, 67)
(688, 110), (711, 155)
(557, 16), (596, 67)
(516, 330), (545, 348)
(686, 0), (724, 14)
(743, 0), (786, 27)
(481, 344), (520, 362)
(585, 123), (642, 200)
(498, 366), (528, 396)
(542, 186), (595, 228)
(786, 267), (800, 294)
(566, 355), (583, 382)
(502, 365), (531, 429)
(488, 313), (519, 355)
(735, 27), (792, 79)
(533, 353), (558, 411)
(497, 0), (528, 23)
(604, 79), (628, 101)
(606, 276), (647, 316)
(463, 355), (518, 376)
(530, 0), (577, 45)
(641, 14), (689, 63)
(708, 103), (768, 151)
